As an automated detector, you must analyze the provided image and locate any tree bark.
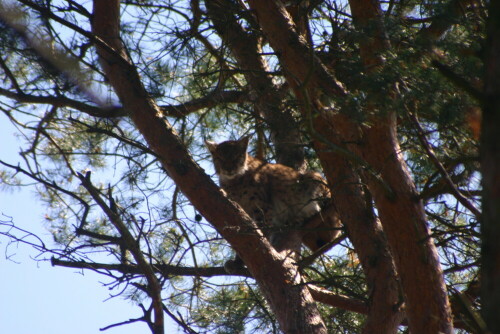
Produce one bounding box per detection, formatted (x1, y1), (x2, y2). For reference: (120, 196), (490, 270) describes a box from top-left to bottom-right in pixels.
(481, 0), (500, 332)
(360, 115), (453, 333)
(92, 1), (327, 333)
(313, 116), (404, 334)
(246, 0), (346, 98)
(347, 0), (454, 331)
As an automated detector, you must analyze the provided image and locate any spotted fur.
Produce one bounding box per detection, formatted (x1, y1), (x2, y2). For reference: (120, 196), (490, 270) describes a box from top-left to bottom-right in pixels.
(206, 136), (340, 252)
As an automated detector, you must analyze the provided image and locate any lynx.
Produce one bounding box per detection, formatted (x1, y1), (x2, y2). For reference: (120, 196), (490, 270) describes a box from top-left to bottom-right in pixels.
(206, 136), (340, 253)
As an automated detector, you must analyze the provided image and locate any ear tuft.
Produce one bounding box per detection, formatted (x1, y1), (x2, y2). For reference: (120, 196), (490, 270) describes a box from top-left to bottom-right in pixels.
(239, 135), (251, 147)
(205, 140), (217, 153)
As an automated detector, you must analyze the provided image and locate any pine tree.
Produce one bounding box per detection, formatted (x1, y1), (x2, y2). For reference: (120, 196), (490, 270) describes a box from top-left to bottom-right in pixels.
(0, 0), (495, 333)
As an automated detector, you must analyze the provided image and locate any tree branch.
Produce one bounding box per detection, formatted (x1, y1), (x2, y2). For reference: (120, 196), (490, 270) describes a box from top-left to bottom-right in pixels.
(159, 90), (247, 117)
(0, 87), (125, 117)
(0, 87), (247, 118)
(418, 0), (478, 44)
(77, 170), (165, 334)
(431, 60), (483, 102)
(49, 256), (484, 332)
(308, 285), (369, 315)
(51, 257), (250, 278)
(51, 256), (376, 317)
(246, 0), (346, 98)
(206, 0), (307, 170)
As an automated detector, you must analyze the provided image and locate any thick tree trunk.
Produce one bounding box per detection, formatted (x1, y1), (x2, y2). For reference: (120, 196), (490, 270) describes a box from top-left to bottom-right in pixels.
(348, 0), (454, 330)
(92, 1), (327, 333)
(313, 116), (404, 334)
(481, 1), (500, 332)
(360, 115), (453, 333)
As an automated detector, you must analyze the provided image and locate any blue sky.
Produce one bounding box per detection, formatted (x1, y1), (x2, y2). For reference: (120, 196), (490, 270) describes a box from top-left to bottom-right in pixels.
(0, 120), (175, 334)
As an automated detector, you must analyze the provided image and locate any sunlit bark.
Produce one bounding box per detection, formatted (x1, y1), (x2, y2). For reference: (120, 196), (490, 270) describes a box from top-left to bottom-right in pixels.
(313, 117), (404, 334)
(348, 0), (453, 331)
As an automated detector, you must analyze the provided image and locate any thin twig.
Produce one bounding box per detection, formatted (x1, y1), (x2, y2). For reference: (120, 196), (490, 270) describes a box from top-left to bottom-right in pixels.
(77, 171), (165, 333)
(407, 111), (481, 217)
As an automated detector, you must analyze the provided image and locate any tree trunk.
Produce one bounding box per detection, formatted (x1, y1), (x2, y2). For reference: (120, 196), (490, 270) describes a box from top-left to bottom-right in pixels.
(481, 0), (500, 332)
(242, 1), (404, 332)
(360, 115), (453, 333)
(347, 0), (453, 331)
(313, 116), (404, 333)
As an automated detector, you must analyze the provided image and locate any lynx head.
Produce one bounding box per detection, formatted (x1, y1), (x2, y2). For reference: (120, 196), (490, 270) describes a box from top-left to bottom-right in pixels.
(206, 136), (250, 181)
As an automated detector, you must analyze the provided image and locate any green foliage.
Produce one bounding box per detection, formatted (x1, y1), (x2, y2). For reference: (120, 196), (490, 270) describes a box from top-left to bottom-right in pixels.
(190, 283), (268, 333)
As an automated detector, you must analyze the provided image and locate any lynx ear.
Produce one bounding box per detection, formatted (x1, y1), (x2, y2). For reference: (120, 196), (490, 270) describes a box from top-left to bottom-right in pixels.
(205, 140), (217, 153)
(239, 135), (251, 148)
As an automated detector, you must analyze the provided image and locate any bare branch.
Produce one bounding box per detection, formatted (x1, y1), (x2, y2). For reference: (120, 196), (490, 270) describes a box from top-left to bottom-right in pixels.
(51, 257), (249, 278)
(0, 87), (124, 117)
(77, 170), (165, 334)
(308, 285), (369, 315)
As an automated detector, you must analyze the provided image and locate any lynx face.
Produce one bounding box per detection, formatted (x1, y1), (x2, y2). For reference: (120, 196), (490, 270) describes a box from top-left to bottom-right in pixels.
(206, 136), (250, 181)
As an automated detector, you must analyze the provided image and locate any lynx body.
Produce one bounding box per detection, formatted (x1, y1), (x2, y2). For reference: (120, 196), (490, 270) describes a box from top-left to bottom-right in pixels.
(206, 136), (340, 251)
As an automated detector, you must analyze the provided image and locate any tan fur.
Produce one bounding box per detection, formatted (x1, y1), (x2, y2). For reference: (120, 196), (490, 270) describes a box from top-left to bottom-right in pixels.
(206, 136), (340, 252)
